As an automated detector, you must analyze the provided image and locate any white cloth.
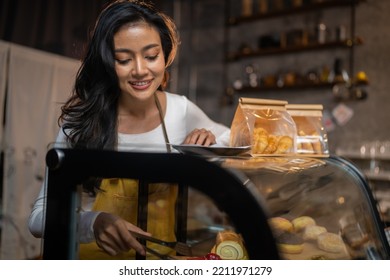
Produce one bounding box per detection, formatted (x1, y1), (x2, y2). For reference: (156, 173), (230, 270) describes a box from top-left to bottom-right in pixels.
(0, 41), (80, 259)
(28, 91), (230, 244)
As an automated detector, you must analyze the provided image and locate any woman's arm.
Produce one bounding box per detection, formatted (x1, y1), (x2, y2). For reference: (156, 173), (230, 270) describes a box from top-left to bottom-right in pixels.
(184, 99), (231, 146)
(28, 178), (101, 243)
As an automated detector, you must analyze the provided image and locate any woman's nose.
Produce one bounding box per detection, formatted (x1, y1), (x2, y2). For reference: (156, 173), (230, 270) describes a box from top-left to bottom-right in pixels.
(132, 58), (148, 76)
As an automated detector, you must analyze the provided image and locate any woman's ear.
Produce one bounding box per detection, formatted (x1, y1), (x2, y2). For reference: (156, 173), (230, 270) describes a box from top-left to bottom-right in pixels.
(160, 70), (170, 90)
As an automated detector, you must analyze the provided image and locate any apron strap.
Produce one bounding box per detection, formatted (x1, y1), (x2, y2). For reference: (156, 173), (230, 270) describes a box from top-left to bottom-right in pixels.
(154, 92), (171, 152)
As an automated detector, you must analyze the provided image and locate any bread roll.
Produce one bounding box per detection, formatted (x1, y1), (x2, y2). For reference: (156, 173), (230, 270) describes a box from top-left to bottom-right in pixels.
(276, 231), (304, 254)
(317, 232), (345, 253)
(292, 216), (316, 232)
(269, 217), (293, 233)
(303, 225), (327, 241)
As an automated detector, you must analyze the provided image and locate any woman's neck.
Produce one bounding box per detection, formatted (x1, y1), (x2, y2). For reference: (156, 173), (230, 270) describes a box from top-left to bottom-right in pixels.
(117, 91), (166, 134)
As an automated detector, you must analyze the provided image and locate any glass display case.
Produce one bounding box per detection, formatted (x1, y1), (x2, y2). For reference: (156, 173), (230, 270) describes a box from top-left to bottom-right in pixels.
(41, 146), (390, 260)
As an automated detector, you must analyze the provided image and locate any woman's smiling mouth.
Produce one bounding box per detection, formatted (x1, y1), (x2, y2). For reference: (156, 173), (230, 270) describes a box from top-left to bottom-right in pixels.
(130, 80), (152, 90)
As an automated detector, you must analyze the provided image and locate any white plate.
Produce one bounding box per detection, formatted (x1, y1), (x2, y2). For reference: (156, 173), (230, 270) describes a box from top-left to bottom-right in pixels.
(171, 144), (251, 156)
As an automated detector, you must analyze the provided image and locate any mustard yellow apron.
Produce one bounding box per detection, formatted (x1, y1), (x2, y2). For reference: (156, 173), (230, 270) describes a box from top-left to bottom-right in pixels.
(79, 178), (178, 259)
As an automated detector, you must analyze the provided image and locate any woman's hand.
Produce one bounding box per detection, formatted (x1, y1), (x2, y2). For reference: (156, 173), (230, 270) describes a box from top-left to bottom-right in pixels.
(93, 212), (151, 256)
(183, 128), (216, 146)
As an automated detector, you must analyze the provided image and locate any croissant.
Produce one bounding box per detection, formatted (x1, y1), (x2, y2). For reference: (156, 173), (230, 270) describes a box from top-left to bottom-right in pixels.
(252, 127), (269, 154)
(275, 136), (293, 154)
(263, 135), (279, 154)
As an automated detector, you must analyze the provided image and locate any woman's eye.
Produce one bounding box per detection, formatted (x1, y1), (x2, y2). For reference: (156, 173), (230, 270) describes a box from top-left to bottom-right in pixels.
(116, 59), (130, 65)
(146, 55), (158, 61)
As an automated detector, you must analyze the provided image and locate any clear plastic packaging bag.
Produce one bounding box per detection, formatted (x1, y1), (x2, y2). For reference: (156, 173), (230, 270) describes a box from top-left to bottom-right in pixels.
(286, 104), (329, 156)
(230, 97), (297, 156)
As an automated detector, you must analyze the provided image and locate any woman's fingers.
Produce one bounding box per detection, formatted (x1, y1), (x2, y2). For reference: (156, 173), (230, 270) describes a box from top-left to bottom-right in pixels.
(183, 128), (216, 146)
(93, 212), (147, 256)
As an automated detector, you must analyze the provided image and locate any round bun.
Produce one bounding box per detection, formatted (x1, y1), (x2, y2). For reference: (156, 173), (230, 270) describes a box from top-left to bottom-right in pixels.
(303, 225), (327, 241)
(292, 216), (316, 232)
(317, 232), (345, 253)
(269, 217), (293, 233)
(276, 232), (304, 254)
(278, 243), (304, 254)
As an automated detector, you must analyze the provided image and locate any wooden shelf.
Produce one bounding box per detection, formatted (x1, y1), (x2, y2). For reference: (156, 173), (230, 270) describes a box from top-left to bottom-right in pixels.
(223, 0), (366, 99)
(227, 38), (362, 62)
(232, 80), (368, 93)
(234, 82), (332, 93)
(228, 0), (364, 25)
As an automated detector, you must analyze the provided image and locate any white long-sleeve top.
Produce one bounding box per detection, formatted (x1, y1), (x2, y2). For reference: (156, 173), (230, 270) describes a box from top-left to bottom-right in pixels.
(28, 92), (230, 243)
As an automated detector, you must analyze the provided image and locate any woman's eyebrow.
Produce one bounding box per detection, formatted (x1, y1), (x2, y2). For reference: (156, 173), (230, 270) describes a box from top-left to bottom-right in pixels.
(115, 43), (161, 53)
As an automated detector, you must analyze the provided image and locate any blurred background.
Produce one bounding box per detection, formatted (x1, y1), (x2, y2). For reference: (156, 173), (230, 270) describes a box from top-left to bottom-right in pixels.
(0, 0), (389, 259)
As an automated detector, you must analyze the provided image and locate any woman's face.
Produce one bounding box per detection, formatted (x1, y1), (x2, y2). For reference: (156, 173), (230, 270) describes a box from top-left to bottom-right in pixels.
(114, 22), (166, 101)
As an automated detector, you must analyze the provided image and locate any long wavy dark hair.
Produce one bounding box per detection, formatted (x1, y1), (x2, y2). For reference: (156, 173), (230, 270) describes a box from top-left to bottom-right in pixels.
(59, 0), (179, 150)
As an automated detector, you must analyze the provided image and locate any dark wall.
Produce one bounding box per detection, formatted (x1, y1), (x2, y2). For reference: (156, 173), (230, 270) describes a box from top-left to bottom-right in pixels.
(0, 0), (166, 59)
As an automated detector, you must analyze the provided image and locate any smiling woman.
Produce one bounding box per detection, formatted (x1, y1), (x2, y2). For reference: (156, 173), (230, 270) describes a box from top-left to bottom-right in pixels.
(27, 0), (230, 260)
(114, 22), (167, 122)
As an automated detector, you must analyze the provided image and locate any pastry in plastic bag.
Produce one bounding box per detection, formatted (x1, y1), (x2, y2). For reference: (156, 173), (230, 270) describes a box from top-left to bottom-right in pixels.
(230, 98), (296, 155)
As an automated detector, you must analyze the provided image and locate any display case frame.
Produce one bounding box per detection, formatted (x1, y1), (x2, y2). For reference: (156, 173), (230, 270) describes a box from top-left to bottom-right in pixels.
(42, 148), (279, 260)
(42, 147), (390, 260)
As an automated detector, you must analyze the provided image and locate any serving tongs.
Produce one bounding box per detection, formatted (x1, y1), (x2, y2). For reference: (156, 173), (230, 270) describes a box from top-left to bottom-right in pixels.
(130, 230), (193, 257)
(144, 246), (178, 260)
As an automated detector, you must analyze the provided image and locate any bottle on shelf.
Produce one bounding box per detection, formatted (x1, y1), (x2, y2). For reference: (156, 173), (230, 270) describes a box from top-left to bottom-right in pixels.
(328, 58), (349, 84)
(258, 0), (268, 14)
(241, 0), (253, 17)
(316, 22), (328, 44)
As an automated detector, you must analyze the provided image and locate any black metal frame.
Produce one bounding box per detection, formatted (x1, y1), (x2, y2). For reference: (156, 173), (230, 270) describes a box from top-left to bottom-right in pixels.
(43, 148), (280, 260)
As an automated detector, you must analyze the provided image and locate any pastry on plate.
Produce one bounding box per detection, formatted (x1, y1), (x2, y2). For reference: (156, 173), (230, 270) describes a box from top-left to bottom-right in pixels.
(292, 216), (316, 232)
(317, 232), (345, 253)
(269, 217), (294, 233)
(303, 225), (327, 241)
(276, 231), (304, 254)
